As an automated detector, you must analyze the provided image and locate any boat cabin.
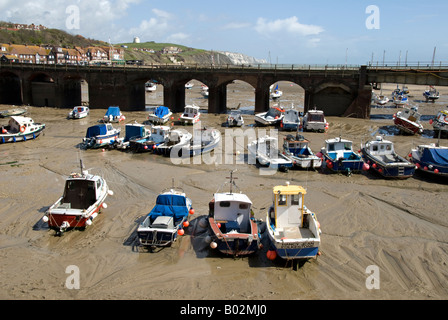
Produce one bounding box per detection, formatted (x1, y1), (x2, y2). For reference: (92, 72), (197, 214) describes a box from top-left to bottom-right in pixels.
(325, 137), (356, 160)
(269, 184), (308, 229)
(400, 106), (421, 122)
(85, 123), (115, 138)
(284, 135), (312, 156)
(6, 116), (36, 133)
(209, 193), (252, 233)
(435, 110), (448, 124)
(61, 174), (103, 210)
(367, 137), (394, 156)
(183, 105), (200, 118)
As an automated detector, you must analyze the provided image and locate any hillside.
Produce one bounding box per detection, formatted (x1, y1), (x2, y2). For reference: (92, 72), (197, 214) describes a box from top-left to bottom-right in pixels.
(0, 22), (263, 65)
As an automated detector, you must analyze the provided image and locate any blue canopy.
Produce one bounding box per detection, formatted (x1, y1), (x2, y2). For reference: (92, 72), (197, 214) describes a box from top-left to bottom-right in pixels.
(421, 147), (448, 166)
(148, 194), (189, 221)
(105, 106), (121, 117)
(85, 124), (107, 138)
(125, 124), (144, 141)
(154, 106), (170, 118)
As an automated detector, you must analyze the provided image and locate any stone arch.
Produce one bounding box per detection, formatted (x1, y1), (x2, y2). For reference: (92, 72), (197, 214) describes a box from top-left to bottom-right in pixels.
(311, 82), (354, 116)
(267, 80), (305, 111)
(0, 71), (22, 105)
(28, 72), (56, 107)
(61, 74), (89, 107)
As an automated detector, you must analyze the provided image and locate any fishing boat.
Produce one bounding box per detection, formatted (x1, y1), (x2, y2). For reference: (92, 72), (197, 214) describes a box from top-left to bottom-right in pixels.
(409, 144), (448, 177)
(283, 134), (322, 170)
(137, 180), (194, 247)
(374, 93), (389, 106)
(82, 123), (121, 149)
(423, 86), (440, 102)
(154, 128), (192, 156)
(187, 128), (221, 157)
(207, 171), (261, 256)
(0, 106), (27, 118)
(226, 109), (244, 127)
(360, 136), (415, 179)
(247, 135), (293, 172)
(0, 116), (45, 144)
(270, 84), (283, 100)
(129, 125), (171, 153)
(302, 109), (328, 132)
(67, 106), (89, 119)
(114, 122), (150, 150)
(145, 81), (157, 92)
(185, 82), (194, 89)
(430, 110), (448, 135)
(179, 104), (200, 125)
(147, 106), (172, 124)
(254, 106), (284, 126)
(393, 105), (423, 135)
(266, 182), (321, 260)
(281, 108), (300, 131)
(320, 136), (364, 175)
(393, 94), (408, 107)
(42, 160), (113, 235)
(103, 106), (125, 123)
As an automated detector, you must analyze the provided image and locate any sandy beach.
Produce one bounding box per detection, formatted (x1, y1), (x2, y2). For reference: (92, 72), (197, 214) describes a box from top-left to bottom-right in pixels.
(1, 81), (448, 301)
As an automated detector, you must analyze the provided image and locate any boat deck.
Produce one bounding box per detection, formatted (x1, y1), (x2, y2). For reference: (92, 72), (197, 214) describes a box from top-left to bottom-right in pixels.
(276, 226), (315, 239)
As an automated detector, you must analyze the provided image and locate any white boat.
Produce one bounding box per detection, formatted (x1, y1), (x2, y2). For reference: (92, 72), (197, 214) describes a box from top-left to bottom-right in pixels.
(154, 128), (192, 157)
(374, 94), (389, 106)
(68, 106), (89, 119)
(302, 109), (328, 132)
(187, 128), (221, 157)
(185, 82), (194, 89)
(207, 171), (261, 256)
(226, 109), (244, 127)
(410, 144), (448, 177)
(281, 108), (300, 131)
(0, 116), (45, 144)
(0, 106), (27, 118)
(254, 106), (284, 126)
(145, 82), (157, 92)
(201, 85), (209, 98)
(423, 86), (439, 102)
(82, 123), (121, 149)
(283, 134), (322, 170)
(247, 135), (293, 172)
(137, 181), (193, 247)
(266, 182), (321, 261)
(147, 106), (172, 124)
(270, 84), (282, 100)
(393, 105), (424, 135)
(180, 104), (200, 125)
(430, 110), (448, 135)
(393, 94), (408, 107)
(320, 137), (365, 175)
(42, 160), (113, 235)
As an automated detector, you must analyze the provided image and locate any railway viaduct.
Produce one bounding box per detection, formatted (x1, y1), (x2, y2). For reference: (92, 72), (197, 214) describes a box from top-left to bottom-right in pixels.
(1, 62), (447, 118)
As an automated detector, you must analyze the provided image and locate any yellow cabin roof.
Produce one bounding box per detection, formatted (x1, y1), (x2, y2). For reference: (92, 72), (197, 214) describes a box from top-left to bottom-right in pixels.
(273, 184), (307, 195)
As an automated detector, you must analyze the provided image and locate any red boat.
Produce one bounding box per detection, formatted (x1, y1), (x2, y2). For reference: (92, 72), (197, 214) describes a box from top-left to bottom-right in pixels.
(393, 106), (423, 135)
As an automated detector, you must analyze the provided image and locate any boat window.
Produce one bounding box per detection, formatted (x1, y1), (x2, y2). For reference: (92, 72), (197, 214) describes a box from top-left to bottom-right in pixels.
(380, 145), (385, 150)
(386, 145), (392, 151)
(344, 143), (351, 150)
(278, 194), (287, 206)
(239, 203), (249, 210)
(88, 181), (95, 191)
(328, 144), (335, 151)
(219, 201), (231, 207)
(96, 180), (101, 189)
(107, 124), (112, 131)
(372, 145), (378, 151)
(291, 194), (300, 206)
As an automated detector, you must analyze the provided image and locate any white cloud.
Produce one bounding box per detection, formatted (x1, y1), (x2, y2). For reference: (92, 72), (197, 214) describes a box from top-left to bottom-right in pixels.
(255, 16), (324, 37)
(222, 22), (251, 30)
(166, 32), (190, 43)
(152, 8), (172, 19)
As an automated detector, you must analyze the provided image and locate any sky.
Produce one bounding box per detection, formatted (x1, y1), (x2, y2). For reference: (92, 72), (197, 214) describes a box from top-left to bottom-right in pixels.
(1, 0), (447, 65)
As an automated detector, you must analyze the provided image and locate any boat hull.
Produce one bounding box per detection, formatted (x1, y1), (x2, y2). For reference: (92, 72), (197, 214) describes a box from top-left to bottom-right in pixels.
(394, 117), (423, 135)
(322, 153), (364, 174)
(361, 150), (415, 179)
(0, 125), (45, 143)
(180, 115), (200, 125)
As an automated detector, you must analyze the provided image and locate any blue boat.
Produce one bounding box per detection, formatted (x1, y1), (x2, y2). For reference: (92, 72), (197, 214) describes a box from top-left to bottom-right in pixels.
(361, 136), (415, 179)
(266, 182), (321, 261)
(410, 144), (448, 177)
(147, 106), (172, 124)
(82, 123), (120, 149)
(282, 134), (322, 170)
(137, 182), (193, 247)
(114, 123), (151, 150)
(103, 106), (125, 123)
(320, 137), (364, 175)
(128, 125), (170, 153)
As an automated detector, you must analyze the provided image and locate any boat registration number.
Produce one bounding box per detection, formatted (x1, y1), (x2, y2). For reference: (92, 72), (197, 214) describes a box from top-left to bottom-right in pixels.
(279, 241), (315, 249)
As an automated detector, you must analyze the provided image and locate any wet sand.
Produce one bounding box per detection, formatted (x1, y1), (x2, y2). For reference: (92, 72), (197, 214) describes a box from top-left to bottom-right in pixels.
(1, 82), (448, 300)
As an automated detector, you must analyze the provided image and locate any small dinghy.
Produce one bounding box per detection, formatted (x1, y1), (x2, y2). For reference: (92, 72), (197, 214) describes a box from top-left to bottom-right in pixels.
(68, 106), (89, 119)
(0, 106), (27, 118)
(254, 106), (284, 126)
(42, 160), (113, 235)
(147, 106), (172, 124)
